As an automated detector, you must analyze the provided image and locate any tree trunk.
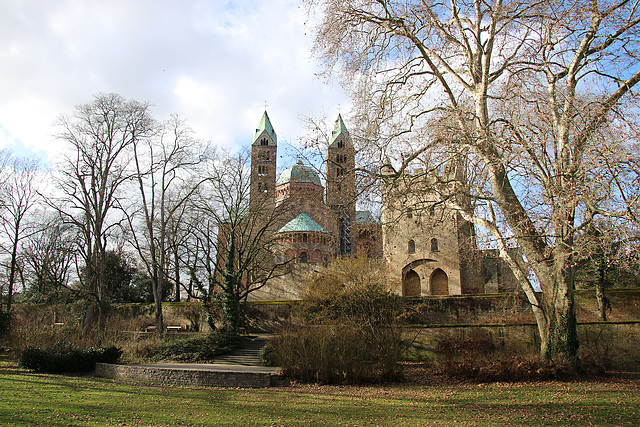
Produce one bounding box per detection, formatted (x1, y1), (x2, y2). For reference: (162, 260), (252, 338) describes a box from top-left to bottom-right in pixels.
(540, 258), (578, 365)
(153, 266), (165, 335)
(596, 255), (608, 321)
(174, 248), (181, 302)
(6, 233), (19, 312)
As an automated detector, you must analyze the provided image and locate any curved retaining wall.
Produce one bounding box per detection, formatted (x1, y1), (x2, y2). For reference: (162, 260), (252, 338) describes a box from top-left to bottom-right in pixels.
(95, 363), (280, 388)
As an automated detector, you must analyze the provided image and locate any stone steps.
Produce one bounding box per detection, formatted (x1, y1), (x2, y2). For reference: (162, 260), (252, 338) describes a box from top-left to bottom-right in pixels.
(210, 335), (270, 366)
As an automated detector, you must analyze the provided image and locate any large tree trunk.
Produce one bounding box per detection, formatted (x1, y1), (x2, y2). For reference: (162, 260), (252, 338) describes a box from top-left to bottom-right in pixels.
(539, 239), (578, 364)
(541, 278), (578, 363)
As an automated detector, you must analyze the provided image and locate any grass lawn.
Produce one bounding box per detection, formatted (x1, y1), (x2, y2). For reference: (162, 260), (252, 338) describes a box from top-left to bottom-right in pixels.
(0, 364), (639, 426)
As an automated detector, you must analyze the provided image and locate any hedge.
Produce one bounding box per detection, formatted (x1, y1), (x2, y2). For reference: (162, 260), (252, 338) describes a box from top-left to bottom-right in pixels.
(21, 346), (122, 373)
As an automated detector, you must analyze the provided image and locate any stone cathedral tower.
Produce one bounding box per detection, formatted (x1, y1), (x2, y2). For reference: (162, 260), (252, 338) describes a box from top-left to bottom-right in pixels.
(326, 115), (357, 255)
(250, 111), (277, 207)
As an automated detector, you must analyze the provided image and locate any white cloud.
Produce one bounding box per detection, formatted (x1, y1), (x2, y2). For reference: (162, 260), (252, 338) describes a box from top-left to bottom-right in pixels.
(0, 0), (348, 163)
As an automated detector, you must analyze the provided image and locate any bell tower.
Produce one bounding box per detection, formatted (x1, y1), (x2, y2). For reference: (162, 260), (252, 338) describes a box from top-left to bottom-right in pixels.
(250, 111), (277, 208)
(326, 115), (356, 255)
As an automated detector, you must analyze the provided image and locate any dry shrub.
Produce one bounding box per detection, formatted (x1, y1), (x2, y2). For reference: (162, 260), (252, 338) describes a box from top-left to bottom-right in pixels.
(274, 325), (402, 384)
(273, 258), (404, 384)
(437, 354), (575, 382)
(577, 323), (640, 374)
(9, 304), (152, 360)
(432, 332), (579, 382)
(9, 305), (79, 357)
(117, 334), (163, 364)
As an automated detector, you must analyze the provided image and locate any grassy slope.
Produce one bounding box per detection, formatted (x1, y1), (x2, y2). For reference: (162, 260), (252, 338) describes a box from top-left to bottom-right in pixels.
(0, 366), (639, 426)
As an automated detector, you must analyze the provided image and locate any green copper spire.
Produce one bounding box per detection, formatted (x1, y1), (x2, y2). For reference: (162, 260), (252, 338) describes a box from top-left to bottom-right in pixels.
(329, 114), (349, 146)
(253, 111), (277, 145)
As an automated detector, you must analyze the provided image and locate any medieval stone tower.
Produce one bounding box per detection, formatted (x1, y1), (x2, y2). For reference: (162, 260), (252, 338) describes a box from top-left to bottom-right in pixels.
(250, 111), (277, 208)
(326, 115), (357, 255)
(381, 158), (485, 296)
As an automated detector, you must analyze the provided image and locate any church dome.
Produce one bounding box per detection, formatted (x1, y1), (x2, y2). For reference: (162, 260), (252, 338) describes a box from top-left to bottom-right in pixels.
(276, 161), (322, 186)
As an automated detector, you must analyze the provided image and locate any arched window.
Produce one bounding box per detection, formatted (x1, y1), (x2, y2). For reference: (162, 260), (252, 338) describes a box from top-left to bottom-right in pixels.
(431, 238), (439, 252)
(258, 165), (268, 176)
(260, 138), (268, 146)
(299, 252), (308, 263)
(407, 208), (413, 219)
(336, 168), (344, 177)
(302, 233), (307, 242)
(337, 140), (344, 148)
(408, 240), (416, 254)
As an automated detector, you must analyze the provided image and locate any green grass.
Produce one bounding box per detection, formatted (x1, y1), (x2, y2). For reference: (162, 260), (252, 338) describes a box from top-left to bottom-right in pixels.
(0, 365), (639, 426)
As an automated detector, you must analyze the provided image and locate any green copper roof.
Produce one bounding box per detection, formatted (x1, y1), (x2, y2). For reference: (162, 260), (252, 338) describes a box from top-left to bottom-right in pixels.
(253, 111), (277, 145)
(329, 114), (350, 145)
(276, 161), (322, 186)
(356, 210), (377, 225)
(276, 212), (331, 234)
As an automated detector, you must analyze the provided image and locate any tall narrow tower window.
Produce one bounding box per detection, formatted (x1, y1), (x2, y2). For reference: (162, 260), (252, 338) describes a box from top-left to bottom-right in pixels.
(258, 166), (268, 176)
(337, 140), (344, 148)
(408, 240), (416, 254)
(299, 252), (308, 263)
(260, 138), (268, 146)
(336, 168), (344, 177)
(431, 238), (439, 252)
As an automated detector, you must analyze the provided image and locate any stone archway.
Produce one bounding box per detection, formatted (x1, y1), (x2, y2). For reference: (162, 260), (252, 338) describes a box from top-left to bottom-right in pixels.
(430, 268), (449, 295)
(403, 270), (421, 297)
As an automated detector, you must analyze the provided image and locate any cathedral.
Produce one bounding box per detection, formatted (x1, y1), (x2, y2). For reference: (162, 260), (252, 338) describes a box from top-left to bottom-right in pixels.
(247, 111), (515, 300)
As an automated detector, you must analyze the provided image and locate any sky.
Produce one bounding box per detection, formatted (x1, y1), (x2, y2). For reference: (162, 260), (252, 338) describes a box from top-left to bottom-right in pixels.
(0, 0), (348, 164)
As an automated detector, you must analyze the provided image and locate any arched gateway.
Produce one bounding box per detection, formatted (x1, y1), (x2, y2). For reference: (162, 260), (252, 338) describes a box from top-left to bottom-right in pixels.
(402, 270), (421, 297)
(430, 268), (449, 295)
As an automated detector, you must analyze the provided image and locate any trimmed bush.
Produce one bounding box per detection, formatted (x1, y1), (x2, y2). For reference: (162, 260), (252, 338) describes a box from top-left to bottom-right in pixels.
(21, 345), (122, 373)
(258, 341), (277, 367)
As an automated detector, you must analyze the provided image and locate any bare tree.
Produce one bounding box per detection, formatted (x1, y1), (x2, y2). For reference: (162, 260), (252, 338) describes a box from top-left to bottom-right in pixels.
(54, 93), (155, 329)
(124, 115), (211, 333)
(184, 151), (291, 333)
(0, 152), (43, 311)
(307, 0), (640, 363)
(20, 213), (76, 319)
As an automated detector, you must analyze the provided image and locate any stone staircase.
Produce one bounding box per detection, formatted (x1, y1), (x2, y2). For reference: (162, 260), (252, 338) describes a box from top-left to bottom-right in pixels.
(211, 335), (271, 366)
